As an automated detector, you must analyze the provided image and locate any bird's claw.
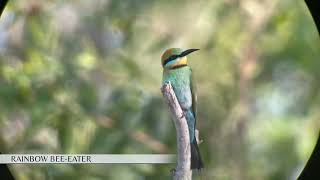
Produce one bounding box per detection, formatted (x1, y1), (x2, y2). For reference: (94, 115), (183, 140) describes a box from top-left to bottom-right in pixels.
(180, 112), (185, 119)
(170, 168), (176, 175)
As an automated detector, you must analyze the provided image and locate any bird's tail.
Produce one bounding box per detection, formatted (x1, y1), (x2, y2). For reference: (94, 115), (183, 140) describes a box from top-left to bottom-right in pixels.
(191, 140), (203, 170)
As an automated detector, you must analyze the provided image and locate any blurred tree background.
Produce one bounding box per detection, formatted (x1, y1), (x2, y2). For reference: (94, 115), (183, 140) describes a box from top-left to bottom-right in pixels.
(0, 0), (319, 179)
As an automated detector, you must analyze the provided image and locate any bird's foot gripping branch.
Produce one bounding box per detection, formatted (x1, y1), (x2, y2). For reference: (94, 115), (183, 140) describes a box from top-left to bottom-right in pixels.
(161, 82), (192, 180)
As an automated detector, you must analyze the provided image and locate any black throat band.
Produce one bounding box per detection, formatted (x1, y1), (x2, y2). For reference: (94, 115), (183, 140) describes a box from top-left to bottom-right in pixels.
(170, 64), (187, 69)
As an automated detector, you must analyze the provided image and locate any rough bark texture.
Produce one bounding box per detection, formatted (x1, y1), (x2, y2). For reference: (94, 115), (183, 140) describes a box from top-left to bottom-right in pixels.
(161, 82), (192, 180)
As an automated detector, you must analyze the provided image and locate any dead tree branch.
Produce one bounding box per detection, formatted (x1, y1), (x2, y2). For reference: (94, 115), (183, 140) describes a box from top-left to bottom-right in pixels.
(161, 82), (192, 180)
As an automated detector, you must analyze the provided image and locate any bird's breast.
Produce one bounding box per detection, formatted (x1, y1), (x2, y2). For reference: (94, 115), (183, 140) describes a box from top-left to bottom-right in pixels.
(163, 68), (192, 110)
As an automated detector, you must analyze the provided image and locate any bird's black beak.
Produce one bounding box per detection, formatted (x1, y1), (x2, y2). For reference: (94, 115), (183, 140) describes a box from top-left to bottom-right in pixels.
(179, 49), (200, 57)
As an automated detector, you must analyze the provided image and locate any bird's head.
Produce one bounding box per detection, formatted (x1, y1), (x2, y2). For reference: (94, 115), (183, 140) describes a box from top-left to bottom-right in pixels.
(161, 48), (199, 69)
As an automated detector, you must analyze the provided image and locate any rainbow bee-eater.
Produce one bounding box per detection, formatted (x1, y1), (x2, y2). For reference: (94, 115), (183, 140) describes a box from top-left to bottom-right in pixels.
(161, 48), (203, 170)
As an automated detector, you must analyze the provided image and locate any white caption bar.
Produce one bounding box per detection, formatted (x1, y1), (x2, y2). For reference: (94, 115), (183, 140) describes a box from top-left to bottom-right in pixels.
(0, 154), (176, 164)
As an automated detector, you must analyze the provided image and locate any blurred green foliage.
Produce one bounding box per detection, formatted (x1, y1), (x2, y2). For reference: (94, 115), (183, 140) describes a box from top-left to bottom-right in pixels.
(0, 0), (319, 179)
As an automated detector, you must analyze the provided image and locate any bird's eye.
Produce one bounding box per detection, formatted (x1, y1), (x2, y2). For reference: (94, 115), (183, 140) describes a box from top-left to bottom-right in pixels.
(163, 54), (179, 66)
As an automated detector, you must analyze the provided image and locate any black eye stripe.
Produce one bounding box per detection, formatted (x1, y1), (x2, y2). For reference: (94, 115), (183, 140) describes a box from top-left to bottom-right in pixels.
(163, 54), (180, 66)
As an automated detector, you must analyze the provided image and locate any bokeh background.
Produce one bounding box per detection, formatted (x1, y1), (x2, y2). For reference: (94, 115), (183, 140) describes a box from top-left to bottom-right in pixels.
(0, 0), (319, 179)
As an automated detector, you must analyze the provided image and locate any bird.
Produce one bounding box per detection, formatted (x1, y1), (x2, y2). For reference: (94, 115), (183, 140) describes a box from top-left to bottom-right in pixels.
(161, 48), (203, 170)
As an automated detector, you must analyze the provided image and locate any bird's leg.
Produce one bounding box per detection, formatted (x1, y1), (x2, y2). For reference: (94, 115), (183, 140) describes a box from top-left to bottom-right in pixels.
(170, 168), (176, 176)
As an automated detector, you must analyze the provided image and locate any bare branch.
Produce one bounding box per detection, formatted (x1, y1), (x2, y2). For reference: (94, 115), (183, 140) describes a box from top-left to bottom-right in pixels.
(161, 82), (192, 180)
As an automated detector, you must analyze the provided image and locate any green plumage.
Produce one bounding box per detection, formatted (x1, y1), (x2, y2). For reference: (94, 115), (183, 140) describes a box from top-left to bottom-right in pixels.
(161, 48), (203, 169)
(162, 66), (196, 141)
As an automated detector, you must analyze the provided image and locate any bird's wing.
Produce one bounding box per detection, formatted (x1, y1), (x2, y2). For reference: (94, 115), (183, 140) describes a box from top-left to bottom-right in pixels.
(190, 69), (197, 120)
